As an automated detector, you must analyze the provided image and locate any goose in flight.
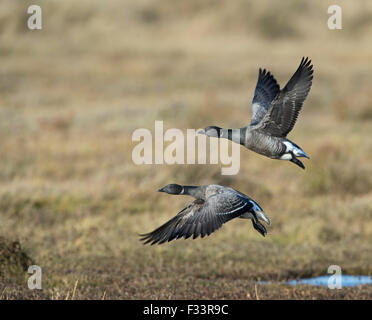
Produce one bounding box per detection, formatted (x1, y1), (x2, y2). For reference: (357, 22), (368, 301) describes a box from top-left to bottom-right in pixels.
(139, 184), (271, 245)
(199, 57), (314, 169)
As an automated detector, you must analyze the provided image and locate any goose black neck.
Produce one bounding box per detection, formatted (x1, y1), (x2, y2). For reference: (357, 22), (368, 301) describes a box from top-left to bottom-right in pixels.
(220, 128), (246, 145)
(239, 127), (247, 145)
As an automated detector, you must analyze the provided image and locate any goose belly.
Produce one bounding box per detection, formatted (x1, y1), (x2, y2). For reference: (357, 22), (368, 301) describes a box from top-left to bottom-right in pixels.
(246, 134), (285, 158)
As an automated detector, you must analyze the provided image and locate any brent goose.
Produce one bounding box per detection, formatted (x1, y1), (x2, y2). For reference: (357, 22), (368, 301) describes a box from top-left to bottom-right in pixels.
(199, 57), (313, 169)
(139, 184), (271, 245)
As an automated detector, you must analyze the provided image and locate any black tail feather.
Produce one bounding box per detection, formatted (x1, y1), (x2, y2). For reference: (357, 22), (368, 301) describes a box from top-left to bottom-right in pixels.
(290, 157), (305, 169)
(252, 220), (267, 237)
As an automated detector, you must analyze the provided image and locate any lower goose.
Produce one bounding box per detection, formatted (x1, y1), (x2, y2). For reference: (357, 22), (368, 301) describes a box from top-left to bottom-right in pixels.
(139, 184), (271, 245)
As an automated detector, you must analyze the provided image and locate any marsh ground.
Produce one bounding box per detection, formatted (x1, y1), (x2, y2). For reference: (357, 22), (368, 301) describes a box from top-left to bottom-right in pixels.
(1, 0), (372, 299)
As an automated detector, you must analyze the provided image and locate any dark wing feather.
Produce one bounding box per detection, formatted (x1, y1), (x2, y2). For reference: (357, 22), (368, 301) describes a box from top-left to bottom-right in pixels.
(250, 68), (280, 126)
(254, 57), (313, 137)
(139, 191), (251, 245)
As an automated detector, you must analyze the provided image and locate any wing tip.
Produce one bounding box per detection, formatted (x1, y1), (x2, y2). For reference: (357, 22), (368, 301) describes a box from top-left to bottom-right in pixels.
(300, 56), (313, 71)
(258, 68), (264, 78)
(138, 231), (164, 245)
(257, 67), (279, 89)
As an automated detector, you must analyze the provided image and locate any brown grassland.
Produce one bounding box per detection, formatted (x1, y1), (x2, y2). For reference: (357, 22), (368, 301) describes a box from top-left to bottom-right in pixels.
(0, 0), (372, 299)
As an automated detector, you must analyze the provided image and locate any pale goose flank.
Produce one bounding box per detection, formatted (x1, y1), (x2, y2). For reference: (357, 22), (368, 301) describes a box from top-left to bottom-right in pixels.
(199, 57), (314, 169)
(139, 184), (271, 245)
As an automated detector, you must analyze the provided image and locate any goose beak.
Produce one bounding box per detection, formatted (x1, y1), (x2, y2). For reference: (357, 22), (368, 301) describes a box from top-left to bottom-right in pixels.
(255, 210), (271, 226)
(158, 188), (165, 193)
(197, 129), (205, 135)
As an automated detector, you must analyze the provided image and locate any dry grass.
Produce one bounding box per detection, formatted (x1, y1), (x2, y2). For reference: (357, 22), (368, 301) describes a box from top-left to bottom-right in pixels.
(0, 0), (372, 299)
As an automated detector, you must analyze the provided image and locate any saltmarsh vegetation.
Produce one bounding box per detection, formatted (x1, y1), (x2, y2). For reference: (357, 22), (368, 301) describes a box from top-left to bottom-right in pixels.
(0, 0), (371, 299)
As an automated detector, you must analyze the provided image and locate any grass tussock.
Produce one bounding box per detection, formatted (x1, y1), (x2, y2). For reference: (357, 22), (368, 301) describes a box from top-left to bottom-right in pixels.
(304, 141), (372, 196)
(0, 237), (33, 279)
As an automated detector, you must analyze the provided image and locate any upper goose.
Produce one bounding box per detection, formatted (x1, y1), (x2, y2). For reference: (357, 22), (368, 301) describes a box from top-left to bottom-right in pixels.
(139, 184), (270, 245)
(199, 57), (314, 169)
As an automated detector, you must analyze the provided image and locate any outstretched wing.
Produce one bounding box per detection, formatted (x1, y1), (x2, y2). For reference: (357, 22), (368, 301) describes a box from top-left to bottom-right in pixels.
(250, 68), (280, 126)
(139, 191), (251, 245)
(254, 57), (313, 137)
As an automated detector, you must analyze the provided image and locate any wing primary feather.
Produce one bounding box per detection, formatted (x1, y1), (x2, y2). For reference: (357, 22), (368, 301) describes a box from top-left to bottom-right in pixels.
(250, 66), (280, 126)
(254, 57), (313, 137)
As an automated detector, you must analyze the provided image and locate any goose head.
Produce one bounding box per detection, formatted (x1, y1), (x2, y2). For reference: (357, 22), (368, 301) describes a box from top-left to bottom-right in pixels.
(158, 184), (184, 195)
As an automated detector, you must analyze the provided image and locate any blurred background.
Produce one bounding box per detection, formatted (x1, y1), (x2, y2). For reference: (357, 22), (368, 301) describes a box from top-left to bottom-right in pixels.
(0, 0), (371, 299)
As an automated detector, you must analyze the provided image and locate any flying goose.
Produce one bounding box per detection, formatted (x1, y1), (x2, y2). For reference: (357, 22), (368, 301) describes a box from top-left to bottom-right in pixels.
(199, 57), (313, 169)
(139, 184), (271, 245)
